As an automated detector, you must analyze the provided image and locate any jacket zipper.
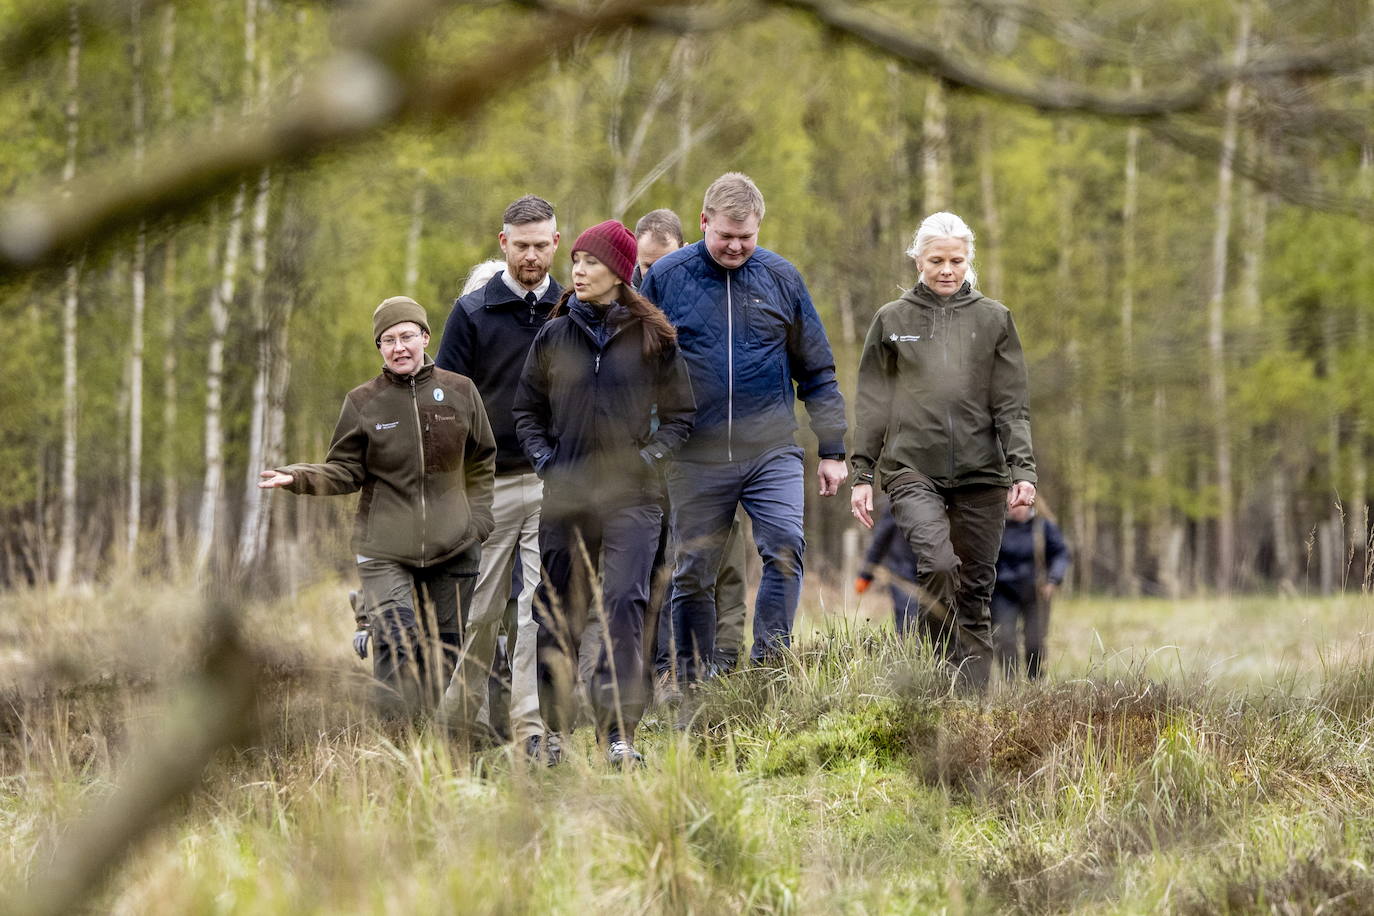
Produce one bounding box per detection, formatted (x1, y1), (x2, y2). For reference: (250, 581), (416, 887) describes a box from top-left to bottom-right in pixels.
(410, 377), (427, 565)
(940, 305), (955, 481)
(726, 272), (735, 461)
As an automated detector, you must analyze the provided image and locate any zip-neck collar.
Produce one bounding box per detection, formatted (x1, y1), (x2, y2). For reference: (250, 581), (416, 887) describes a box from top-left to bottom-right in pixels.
(382, 355), (435, 385)
(695, 238), (754, 274)
(568, 297), (632, 346)
(906, 280), (980, 309)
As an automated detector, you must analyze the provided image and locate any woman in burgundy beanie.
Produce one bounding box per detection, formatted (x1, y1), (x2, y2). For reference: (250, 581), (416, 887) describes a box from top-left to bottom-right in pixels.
(513, 220), (696, 767)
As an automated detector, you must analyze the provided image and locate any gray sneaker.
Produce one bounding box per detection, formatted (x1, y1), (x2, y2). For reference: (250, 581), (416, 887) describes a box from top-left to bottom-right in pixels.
(521, 734), (542, 761)
(606, 739), (644, 768)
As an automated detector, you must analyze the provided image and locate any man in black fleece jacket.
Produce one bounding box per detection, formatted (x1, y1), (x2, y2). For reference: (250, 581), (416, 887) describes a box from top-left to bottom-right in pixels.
(435, 195), (561, 755)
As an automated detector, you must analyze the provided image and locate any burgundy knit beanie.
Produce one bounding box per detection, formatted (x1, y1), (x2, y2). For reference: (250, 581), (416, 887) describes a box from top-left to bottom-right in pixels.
(571, 220), (637, 287)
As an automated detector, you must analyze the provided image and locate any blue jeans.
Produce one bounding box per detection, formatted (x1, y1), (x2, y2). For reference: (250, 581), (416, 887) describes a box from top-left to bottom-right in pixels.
(666, 445), (806, 682)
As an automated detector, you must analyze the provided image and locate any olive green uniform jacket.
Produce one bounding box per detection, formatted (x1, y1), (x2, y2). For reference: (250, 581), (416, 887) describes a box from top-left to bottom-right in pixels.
(277, 358), (497, 566)
(851, 281), (1036, 490)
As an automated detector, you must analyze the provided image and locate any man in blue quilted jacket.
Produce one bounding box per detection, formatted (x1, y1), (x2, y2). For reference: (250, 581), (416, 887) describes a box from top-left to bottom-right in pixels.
(639, 172), (848, 687)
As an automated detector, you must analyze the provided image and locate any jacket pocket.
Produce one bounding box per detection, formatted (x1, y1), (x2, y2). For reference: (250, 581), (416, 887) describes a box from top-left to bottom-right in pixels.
(747, 296), (789, 349)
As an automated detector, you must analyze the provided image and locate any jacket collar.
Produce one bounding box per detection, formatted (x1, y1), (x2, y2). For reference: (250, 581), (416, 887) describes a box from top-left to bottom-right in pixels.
(482, 272), (562, 311)
(905, 280), (980, 309)
(567, 297), (633, 341)
(382, 354), (435, 385)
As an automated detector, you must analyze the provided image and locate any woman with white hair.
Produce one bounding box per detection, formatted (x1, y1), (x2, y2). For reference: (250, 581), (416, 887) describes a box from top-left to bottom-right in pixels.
(850, 212), (1037, 691)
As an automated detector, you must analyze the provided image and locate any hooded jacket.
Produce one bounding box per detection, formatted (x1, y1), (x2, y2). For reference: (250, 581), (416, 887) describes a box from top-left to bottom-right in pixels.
(434, 272), (562, 475)
(277, 358), (496, 566)
(852, 281), (1036, 490)
(638, 241), (846, 462)
(513, 298), (696, 510)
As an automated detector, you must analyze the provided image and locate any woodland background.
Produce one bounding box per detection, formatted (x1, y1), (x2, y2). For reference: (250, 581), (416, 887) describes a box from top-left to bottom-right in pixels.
(3, 0), (1374, 598)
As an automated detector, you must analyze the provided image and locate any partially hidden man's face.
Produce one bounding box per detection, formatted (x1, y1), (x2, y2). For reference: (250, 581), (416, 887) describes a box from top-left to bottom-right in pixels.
(378, 321), (428, 376)
(636, 233), (680, 275)
(700, 211), (759, 270)
(916, 237), (969, 297)
(500, 219), (560, 290)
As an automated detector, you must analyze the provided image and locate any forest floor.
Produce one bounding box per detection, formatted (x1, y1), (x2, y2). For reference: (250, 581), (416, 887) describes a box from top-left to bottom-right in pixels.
(3, 574), (1374, 914)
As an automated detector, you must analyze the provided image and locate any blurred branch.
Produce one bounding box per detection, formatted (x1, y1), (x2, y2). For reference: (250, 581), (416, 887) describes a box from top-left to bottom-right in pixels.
(10, 600), (261, 916)
(0, 0), (172, 74)
(770, 0), (1374, 117)
(0, 0), (694, 276)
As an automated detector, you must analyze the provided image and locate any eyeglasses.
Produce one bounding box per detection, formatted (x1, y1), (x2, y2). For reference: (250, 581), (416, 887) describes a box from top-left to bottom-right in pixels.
(380, 331), (423, 348)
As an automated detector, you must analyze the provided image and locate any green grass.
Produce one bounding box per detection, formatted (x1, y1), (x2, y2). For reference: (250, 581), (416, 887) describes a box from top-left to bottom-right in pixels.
(5, 577), (1374, 913)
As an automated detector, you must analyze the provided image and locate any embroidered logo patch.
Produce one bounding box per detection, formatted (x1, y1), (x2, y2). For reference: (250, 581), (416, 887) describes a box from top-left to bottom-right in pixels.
(375, 421), (400, 431)
(889, 333), (922, 342)
(434, 389), (445, 402)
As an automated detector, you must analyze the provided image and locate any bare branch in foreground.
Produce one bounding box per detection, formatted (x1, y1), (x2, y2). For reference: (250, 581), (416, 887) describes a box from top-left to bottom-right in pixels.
(0, 0), (692, 276)
(770, 0), (1374, 118)
(9, 603), (261, 916)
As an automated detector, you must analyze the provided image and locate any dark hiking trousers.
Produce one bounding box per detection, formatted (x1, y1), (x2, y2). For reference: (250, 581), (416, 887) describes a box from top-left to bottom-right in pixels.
(534, 500), (661, 740)
(666, 445), (806, 683)
(991, 582), (1050, 680)
(654, 512), (749, 677)
(358, 545), (479, 717)
(885, 473), (1007, 691)
(891, 583), (919, 637)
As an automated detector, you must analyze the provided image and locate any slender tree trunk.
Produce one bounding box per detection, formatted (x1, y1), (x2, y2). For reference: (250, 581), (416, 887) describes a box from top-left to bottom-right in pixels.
(1205, 5), (1249, 592)
(126, 0), (147, 564)
(1325, 311), (1345, 594)
(55, 2), (81, 589)
(885, 62), (910, 281)
(1150, 387), (1181, 597)
(1119, 79), (1140, 595)
(403, 170), (425, 297)
(1056, 120), (1092, 591)
(977, 115), (1003, 297)
(921, 79), (952, 212)
(194, 183), (248, 574)
(235, 166), (273, 571)
(1271, 463), (1296, 592)
(235, 0), (274, 571)
(159, 3), (180, 569)
(1352, 68), (1373, 584)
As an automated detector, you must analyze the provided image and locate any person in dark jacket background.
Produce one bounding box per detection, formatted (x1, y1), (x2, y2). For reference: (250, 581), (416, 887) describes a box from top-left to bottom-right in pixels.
(855, 503), (921, 637)
(261, 296), (496, 717)
(992, 503), (1070, 680)
(851, 211), (1036, 692)
(514, 219), (695, 767)
(639, 173), (848, 688)
(435, 196), (561, 756)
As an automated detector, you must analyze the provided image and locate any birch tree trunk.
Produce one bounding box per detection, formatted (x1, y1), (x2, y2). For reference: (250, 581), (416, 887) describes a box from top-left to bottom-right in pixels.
(1150, 387), (1182, 597)
(1118, 77), (1140, 595)
(194, 183), (247, 574)
(55, 2), (81, 589)
(235, 0), (276, 572)
(1352, 66), (1373, 583)
(159, 3), (180, 568)
(1324, 311), (1344, 594)
(921, 79), (952, 212)
(234, 165), (273, 571)
(1205, 4), (1249, 593)
(126, 0), (147, 563)
(403, 170), (425, 297)
(977, 115), (1003, 298)
(1056, 120), (1092, 592)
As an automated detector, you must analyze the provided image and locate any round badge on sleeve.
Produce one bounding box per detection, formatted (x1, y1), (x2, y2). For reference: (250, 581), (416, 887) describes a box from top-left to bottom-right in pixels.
(434, 388), (445, 402)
